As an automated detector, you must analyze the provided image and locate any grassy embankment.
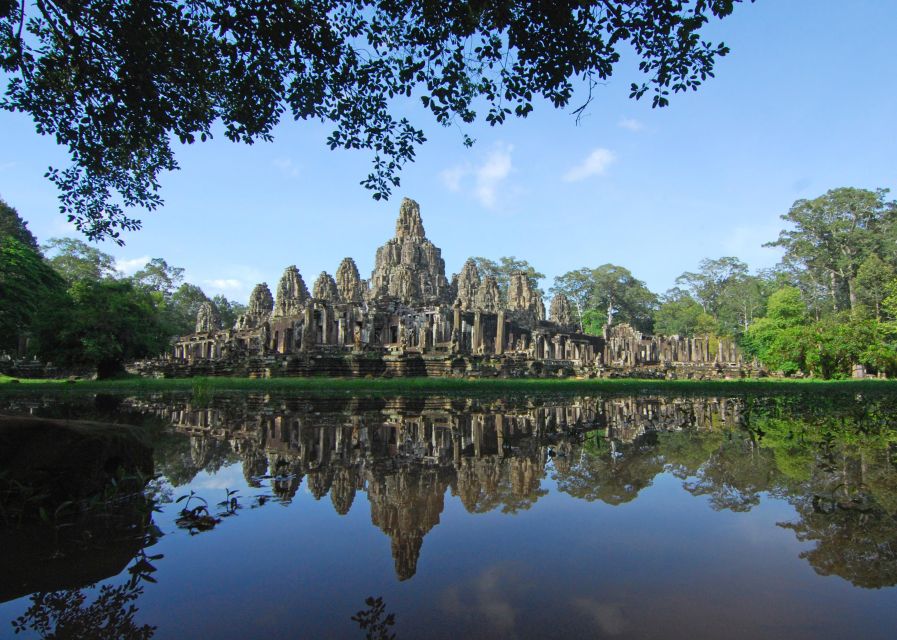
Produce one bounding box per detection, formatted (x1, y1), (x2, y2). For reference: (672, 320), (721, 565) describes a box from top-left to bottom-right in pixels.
(2, 374), (897, 397)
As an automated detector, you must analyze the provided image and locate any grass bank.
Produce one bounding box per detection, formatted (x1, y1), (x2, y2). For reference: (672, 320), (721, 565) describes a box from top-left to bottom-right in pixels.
(2, 374), (897, 397)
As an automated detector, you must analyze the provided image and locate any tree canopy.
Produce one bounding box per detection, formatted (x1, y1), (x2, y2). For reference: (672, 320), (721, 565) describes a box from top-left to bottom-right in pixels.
(552, 263), (656, 333)
(471, 256), (545, 301)
(0, 197), (39, 251)
(0, 0), (749, 243)
(42, 237), (119, 282)
(767, 187), (897, 314)
(31, 278), (173, 378)
(0, 235), (65, 352)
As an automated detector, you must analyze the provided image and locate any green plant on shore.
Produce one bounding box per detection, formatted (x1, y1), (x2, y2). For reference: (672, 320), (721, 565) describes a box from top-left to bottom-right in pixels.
(190, 377), (212, 406)
(5, 374), (897, 400)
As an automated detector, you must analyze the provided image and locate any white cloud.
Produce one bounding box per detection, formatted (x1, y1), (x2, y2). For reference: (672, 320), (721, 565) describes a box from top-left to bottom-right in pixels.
(563, 148), (616, 182)
(115, 255), (151, 275)
(205, 278), (244, 291)
(439, 143), (515, 209)
(618, 117), (645, 132)
(440, 565), (528, 635)
(439, 165), (468, 192)
(474, 144), (513, 208)
(573, 598), (627, 636)
(273, 157), (300, 178)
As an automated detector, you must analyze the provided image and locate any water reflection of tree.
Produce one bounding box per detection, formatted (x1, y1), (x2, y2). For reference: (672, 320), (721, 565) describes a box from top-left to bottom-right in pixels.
(782, 491), (897, 589)
(128, 391), (897, 587)
(11, 546), (160, 639)
(680, 435), (781, 512)
(352, 596), (397, 640)
(152, 433), (239, 487)
(552, 434), (664, 505)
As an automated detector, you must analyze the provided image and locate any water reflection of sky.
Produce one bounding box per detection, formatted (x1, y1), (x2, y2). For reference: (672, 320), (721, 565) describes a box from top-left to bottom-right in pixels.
(3, 392), (897, 638)
(100, 463), (893, 640)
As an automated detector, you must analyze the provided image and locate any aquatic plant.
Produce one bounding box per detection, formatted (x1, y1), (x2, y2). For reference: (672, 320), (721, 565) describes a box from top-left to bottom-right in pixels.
(174, 490), (220, 534)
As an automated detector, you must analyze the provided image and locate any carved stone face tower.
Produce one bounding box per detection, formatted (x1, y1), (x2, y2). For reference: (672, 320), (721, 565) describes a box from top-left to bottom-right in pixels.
(455, 259), (481, 311)
(236, 282), (275, 330)
(369, 198), (450, 305)
(507, 271), (545, 321)
(475, 276), (502, 313)
(195, 300), (221, 333)
(549, 292), (574, 328)
(313, 271), (338, 301)
(274, 266), (309, 317)
(335, 257), (365, 303)
(248, 283), (275, 315)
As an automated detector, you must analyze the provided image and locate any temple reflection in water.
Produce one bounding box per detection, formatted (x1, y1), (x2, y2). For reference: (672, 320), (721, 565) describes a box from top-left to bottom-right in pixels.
(130, 394), (744, 580)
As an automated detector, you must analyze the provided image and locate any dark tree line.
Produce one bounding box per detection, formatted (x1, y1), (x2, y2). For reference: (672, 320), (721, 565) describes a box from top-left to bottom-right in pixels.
(0, 197), (244, 377)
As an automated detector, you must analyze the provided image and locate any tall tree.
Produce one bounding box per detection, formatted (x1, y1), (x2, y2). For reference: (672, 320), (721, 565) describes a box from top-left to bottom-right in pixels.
(855, 254), (895, 320)
(0, 198), (39, 251)
(549, 267), (593, 327)
(716, 274), (771, 334)
(1, 1), (749, 242)
(766, 188), (897, 313)
(471, 256), (545, 301)
(743, 287), (808, 375)
(132, 258), (185, 298)
(771, 257), (831, 321)
(552, 264), (656, 333)
(654, 288), (717, 337)
(167, 283), (210, 335)
(211, 295), (246, 330)
(593, 264), (656, 331)
(31, 279), (170, 378)
(0, 236), (66, 353)
(675, 256), (749, 316)
(42, 237), (118, 282)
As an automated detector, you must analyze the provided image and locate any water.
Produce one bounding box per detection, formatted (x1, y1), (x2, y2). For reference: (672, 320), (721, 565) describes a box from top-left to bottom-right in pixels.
(1, 391), (896, 638)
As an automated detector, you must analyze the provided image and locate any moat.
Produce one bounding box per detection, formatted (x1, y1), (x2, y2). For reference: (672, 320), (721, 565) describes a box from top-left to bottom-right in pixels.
(2, 389), (896, 639)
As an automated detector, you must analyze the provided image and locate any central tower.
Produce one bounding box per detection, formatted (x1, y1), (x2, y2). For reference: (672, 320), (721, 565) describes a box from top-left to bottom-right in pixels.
(369, 198), (451, 305)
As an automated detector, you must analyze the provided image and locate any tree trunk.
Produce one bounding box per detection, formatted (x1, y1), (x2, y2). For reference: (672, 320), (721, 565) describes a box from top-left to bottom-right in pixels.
(847, 277), (858, 313)
(606, 299), (614, 328)
(829, 271), (839, 312)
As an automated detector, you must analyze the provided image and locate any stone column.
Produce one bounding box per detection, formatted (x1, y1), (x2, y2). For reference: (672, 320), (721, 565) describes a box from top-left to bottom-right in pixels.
(302, 305), (315, 351)
(321, 306), (329, 345)
(472, 311), (482, 353)
(496, 310), (505, 355)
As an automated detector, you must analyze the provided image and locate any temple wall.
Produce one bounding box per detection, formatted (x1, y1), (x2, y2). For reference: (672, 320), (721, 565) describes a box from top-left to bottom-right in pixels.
(138, 198), (749, 380)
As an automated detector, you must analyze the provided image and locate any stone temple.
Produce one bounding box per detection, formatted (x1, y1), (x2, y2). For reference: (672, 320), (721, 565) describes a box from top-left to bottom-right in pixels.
(146, 198), (748, 378)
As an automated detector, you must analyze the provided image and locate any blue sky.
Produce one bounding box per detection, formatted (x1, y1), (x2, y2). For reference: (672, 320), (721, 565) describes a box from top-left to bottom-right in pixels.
(1, 0), (895, 304)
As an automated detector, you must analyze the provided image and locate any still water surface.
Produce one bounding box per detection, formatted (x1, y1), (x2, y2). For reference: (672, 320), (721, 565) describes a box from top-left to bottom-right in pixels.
(1, 391), (896, 638)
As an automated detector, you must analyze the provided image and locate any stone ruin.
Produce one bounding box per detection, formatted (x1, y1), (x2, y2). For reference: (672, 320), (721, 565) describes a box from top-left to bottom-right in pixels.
(335, 258), (364, 303)
(162, 197), (747, 378)
(368, 198), (450, 304)
(312, 272), (339, 302)
(195, 301), (221, 333)
(549, 292), (574, 329)
(273, 266), (308, 318)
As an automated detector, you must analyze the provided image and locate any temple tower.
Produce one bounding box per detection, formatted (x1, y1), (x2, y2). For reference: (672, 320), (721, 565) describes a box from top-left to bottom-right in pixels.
(368, 198), (451, 305)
